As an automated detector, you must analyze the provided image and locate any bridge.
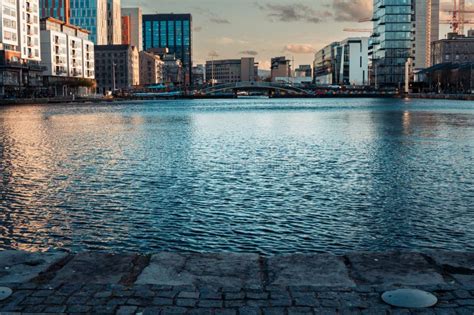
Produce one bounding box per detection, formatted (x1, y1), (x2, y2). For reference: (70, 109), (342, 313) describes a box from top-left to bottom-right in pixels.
(197, 81), (313, 96)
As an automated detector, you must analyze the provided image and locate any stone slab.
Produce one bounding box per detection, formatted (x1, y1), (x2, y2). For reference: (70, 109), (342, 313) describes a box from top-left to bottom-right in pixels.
(136, 253), (262, 287)
(426, 251), (474, 286)
(0, 250), (68, 284)
(346, 251), (446, 286)
(266, 254), (355, 287)
(49, 252), (138, 284)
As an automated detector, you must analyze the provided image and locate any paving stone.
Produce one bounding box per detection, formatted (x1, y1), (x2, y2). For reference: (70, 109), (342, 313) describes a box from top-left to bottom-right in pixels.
(270, 298), (292, 307)
(0, 250), (68, 284)
(239, 306), (261, 315)
(126, 297), (152, 306)
(94, 290), (113, 298)
(226, 292), (246, 300)
(22, 304), (46, 313)
(267, 254), (355, 288)
(198, 299), (224, 308)
(453, 290), (472, 299)
(66, 295), (89, 304)
(43, 305), (68, 313)
(455, 308), (474, 315)
(347, 252), (445, 286)
(312, 308), (338, 315)
(137, 253), (262, 287)
(50, 252), (139, 284)
(246, 300), (271, 307)
(67, 304), (92, 313)
(153, 297), (174, 306)
(93, 305), (117, 314)
(176, 298), (198, 307)
(44, 295), (67, 305)
(117, 305), (138, 315)
(156, 290), (179, 298)
(214, 309), (238, 315)
(247, 292), (269, 300)
(338, 308), (362, 315)
(287, 306), (313, 315)
(143, 306), (164, 315)
(225, 300), (247, 307)
(188, 308), (214, 315)
(160, 306), (189, 315)
(178, 291), (200, 299)
(262, 307), (286, 315)
(293, 294), (319, 306)
(457, 299), (474, 306)
(20, 296), (45, 305)
(201, 291), (223, 299)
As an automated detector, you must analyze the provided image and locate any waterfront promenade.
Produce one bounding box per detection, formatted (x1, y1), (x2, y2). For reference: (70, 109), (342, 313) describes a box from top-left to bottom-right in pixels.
(0, 251), (473, 314)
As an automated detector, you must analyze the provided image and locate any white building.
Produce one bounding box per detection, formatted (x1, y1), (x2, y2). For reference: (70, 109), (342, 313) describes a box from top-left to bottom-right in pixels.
(19, 0), (41, 61)
(121, 7), (142, 51)
(40, 17), (95, 95)
(107, 0), (121, 44)
(0, 0), (43, 96)
(335, 37), (369, 86)
(0, 0), (19, 51)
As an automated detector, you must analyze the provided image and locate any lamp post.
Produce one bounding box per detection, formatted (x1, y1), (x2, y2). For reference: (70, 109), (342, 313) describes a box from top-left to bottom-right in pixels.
(112, 62), (117, 93)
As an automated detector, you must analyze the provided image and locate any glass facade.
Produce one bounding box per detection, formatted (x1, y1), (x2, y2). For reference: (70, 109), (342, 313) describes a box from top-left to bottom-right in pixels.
(142, 14), (192, 84)
(69, 0), (107, 44)
(371, 0), (413, 87)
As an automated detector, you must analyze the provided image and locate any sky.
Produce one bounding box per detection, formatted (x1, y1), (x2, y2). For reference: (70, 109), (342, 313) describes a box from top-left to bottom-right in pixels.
(122, 0), (469, 69)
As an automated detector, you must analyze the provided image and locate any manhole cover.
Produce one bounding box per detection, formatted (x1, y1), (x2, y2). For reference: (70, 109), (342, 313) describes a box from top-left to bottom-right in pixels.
(0, 287), (12, 300)
(382, 288), (437, 308)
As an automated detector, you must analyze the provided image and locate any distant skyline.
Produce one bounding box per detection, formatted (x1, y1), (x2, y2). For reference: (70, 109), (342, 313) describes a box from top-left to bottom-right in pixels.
(122, 0), (468, 69)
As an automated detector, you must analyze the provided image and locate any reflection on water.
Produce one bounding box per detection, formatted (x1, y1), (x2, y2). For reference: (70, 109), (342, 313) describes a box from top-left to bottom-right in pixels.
(0, 98), (473, 254)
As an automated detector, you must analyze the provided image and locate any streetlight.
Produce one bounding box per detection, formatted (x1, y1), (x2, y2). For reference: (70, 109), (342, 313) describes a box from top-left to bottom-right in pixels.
(112, 62), (117, 94)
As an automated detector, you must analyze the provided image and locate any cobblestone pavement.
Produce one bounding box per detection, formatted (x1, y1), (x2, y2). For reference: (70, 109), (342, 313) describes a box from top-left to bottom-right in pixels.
(0, 251), (473, 314)
(1, 282), (474, 314)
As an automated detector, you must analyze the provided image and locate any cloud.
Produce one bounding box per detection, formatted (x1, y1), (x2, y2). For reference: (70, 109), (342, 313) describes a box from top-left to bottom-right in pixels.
(208, 51), (219, 58)
(240, 50), (259, 56)
(256, 2), (332, 24)
(283, 44), (316, 54)
(194, 7), (231, 24)
(332, 0), (372, 22)
(194, 26), (203, 32)
(215, 37), (249, 45)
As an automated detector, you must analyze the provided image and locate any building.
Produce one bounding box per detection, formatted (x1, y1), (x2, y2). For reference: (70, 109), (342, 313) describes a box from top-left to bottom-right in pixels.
(161, 53), (183, 85)
(40, 17), (95, 96)
(431, 32), (474, 66)
(94, 44), (139, 93)
(107, 0), (121, 44)
(313, 42), (339, 85)
(420, 32), (474, 94)
(122, 8), (143, 51)
(39, 0), (70, 23)
(121, 16), (131, 45)
(295, 65), (312, 78)
(334, 38), (369, 86)
(70, 0), (108, 45)
(192, 64), (205, 86)
(139, 50), (163, 85)
(271, 57), (291, 82)
(205, 57), (258, 84)
(121, 8), (142, 51)
(142, 14), (192, 84)
(0, 0), (43, 97)
(370, 0), (440, 87)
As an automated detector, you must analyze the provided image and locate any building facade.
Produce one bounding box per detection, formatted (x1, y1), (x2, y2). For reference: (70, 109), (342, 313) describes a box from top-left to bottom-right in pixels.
(370, 0), (440, 87)
(139, 50), (163, 85)
(335, 37), (369, 86)
(39, 0), (70, 23)
(121, 16), (131, 45)
(0, 0), (43, 97)
(295, 65), (312, 78)
(40, 17), (95, 96)
(94, 44), (139, 93)
(107, 0), (121, 44)
(192, 64), (205, 86)
(313, 42), (339, 85)
(205, 57), (258, 84)
(121, 7), (142, 51)
(70, 0), (107, 44)
(142, 14), (192, 84)
(271, 57), (291, 82)
(431, 32), (474, 66)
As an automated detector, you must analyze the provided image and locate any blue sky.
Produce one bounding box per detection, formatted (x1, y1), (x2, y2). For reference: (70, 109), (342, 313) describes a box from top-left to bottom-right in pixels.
(122, 0), (461, 69)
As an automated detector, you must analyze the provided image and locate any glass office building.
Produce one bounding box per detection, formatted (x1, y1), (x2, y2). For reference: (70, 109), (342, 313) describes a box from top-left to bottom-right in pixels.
(370, 0), (413, 87)
(142, 14), (192, 84)
(70, 0), (108, 44)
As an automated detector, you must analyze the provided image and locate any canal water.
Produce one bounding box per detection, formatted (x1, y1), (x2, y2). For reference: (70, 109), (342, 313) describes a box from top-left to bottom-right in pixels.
(0, 98), (473, 254)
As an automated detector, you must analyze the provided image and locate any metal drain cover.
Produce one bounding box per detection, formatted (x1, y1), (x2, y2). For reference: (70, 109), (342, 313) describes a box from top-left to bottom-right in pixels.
(382, 289), (437, 308)
(0, 287), (12, 301)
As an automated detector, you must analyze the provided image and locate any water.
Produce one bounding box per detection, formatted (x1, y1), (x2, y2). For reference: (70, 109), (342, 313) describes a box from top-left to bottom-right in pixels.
(0, 98), (473, 255)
